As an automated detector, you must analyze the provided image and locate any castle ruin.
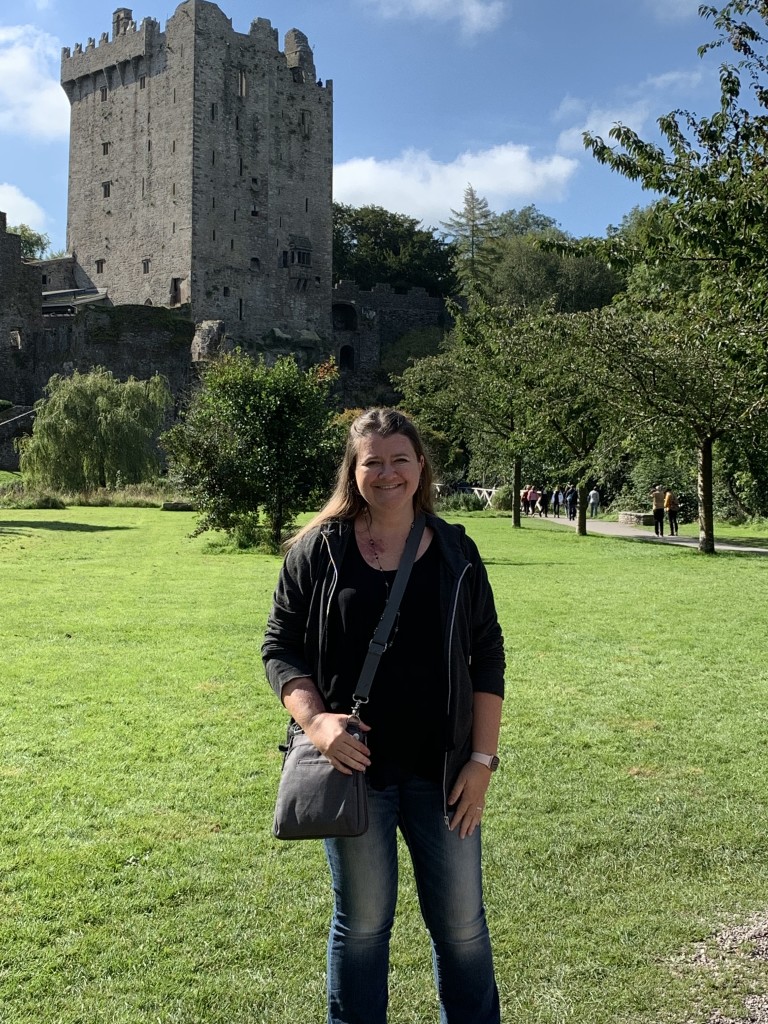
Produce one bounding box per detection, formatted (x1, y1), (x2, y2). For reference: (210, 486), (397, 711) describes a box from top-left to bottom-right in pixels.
(60, 1), (332, 351)
(0, 2), (450, 467)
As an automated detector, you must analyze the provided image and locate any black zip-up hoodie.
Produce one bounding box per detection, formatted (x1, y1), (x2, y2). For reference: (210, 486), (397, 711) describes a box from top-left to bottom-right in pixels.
(262, 513), (505, 811)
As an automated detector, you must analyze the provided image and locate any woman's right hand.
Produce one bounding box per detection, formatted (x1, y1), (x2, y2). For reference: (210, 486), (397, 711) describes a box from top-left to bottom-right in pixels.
(305, 713), (371, 775)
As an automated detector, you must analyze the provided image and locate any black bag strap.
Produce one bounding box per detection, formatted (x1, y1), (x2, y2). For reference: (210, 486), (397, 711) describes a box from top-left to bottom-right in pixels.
(350, 512), (426, 714)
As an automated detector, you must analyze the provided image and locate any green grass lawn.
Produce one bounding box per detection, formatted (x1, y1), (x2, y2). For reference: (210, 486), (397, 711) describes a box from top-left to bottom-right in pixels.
(1, 508), (767, 1024)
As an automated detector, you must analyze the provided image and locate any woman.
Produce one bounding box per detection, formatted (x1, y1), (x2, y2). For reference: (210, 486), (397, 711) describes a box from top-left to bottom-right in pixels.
(664, 488), (679, 536)
(263, 408), (505, 1024)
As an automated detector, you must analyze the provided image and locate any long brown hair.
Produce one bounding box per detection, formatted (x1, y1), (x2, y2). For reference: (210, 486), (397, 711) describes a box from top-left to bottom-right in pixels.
(287, 408), (435, 547)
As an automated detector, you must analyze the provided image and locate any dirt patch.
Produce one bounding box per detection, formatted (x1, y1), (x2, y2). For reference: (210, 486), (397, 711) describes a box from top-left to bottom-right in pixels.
(673, 913), (768, 1024)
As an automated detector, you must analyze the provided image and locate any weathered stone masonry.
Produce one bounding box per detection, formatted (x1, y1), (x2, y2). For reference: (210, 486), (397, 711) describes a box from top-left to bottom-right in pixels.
(61, 1), (332, 351)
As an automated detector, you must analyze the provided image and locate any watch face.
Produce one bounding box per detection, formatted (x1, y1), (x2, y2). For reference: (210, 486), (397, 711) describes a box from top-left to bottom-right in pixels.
(489, 756), (500, 772)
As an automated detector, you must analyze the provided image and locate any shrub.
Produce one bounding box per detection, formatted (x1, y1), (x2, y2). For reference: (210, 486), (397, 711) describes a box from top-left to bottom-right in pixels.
(0, 483), (66, 509)
(490, 484), (517, 511)
(436, 490), (486, 512)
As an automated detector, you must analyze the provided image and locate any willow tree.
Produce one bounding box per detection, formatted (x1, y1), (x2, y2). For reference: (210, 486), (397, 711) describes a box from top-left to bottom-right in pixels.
(18, 367), (172, 491)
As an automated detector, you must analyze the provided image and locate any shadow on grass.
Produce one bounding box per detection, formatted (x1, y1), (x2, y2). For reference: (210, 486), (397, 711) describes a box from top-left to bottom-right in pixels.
(599, 533), (768, 557)
(484, 558), (570, 566)
(0, 520), (134, 533)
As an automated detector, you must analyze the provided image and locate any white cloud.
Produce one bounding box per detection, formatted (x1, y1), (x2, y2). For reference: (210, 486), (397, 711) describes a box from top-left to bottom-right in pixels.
(0, 25), (70, 140)
(556, 102), (652, 154)
(0, 183), (47, 229)
(555, 67), (704, 155)
(362, 0), (506, 36)
(334, 144), (578, 226)
(645, 0), (700, 22)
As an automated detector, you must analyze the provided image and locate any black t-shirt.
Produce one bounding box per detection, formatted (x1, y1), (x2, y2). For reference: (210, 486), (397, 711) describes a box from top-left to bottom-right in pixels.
(326, 535), (447, 787)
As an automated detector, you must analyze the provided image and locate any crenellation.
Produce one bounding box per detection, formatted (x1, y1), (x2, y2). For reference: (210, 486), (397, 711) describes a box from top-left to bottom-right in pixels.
(61, 12), (162, 86)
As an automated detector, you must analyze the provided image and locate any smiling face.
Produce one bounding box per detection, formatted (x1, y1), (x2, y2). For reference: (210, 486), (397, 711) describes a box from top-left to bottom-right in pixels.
(354, 432), (424, 519)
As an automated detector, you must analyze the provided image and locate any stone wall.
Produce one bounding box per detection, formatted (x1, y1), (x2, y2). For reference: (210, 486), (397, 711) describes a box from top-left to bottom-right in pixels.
(61, 1), (333, 354)
(0, 408), (34, 472)
(0, 213), (43, 359)
(332, 281), (450, 372)
(0, 305), (195, 411)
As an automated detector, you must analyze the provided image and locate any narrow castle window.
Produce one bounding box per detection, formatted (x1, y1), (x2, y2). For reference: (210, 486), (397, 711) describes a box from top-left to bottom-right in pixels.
(233, 210), (237, 222)
(42, 274), (47, 286)
(305, 197), (309, 212)
(142, 177), (146, 198)
(139, 75), (146, 89)
(239, 158), (243, 176)
(100, 86), (107, 101)
(281, 250), (288, 267)
(250, 257), (260, 271)
(211, 197), (215, 210)
(212, 229), (216, 241)
(147, 140), (151, 152)
(223, 287), (230, 297)
(211, 103), (217, 120)
(301, 110), (311, 137)
(235, 116), (239, 130)
(239, 298), (243, 321)
(95, 259), (105, 274)
(212, 151), (215, 165)
(251, 205), (258, 217)
(173, 87), (176, 103)
(172, 140), (176, 153)
(172, 222), (176, 233)
(238, 69), (247, 98)
(147, 112), (151, 123)
(230, 239), (234, 250)
(142, 259), (151, 274)
(102, 142), (110, 156)
(102, 181), (111, 198)
(172, 183), (176, 196)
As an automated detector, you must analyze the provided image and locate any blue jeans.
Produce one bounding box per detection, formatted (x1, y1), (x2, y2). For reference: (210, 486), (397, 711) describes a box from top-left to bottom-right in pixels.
(324, 776), (500, 1024)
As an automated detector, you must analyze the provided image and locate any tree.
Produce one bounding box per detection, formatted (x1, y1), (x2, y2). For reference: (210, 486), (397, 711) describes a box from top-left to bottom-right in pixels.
(583, 0), (768, 310)
(7, 223), (51, 260)
(581, 0), (768, 550)
(441, 185), (498, 300)
(493, 205), (560, 237)
(162, 353), (336, 547)
(586, 301), (768, 552)
(18, 367), (172, 490)
(333, 203), (457, 295)
(398, 303), (617, 533)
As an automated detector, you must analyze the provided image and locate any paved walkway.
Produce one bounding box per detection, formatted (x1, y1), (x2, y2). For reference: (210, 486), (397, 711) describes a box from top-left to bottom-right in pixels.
(543, 515), (768, 555)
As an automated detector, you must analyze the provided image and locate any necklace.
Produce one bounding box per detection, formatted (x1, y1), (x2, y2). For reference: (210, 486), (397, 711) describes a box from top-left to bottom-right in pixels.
(361, 515), (413, 648)
(363, 515), (388, 582)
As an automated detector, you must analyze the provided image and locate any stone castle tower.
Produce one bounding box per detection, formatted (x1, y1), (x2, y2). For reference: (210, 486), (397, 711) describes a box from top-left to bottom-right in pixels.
(60, 1), (333, 351)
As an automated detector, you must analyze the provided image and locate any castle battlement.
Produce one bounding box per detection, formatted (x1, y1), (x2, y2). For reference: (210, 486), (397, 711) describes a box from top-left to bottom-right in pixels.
(61, 9), (162, 86)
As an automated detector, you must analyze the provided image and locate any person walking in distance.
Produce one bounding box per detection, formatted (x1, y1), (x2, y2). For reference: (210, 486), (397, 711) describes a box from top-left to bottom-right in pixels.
(651, 485), (665, 537)
(587, 486), (600, 518)
(664, 488), (679, 536)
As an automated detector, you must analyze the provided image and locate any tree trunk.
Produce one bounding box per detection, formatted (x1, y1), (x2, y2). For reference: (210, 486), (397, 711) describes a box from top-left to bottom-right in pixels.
(577, 483), (588, 537)
(512, 457), (521, 528)
(697, 437), (716, 554)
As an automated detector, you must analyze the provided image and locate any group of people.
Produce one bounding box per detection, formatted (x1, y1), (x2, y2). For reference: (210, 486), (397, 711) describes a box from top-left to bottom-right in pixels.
(651, 485), (679, 537)
(521, 484), (598, 520)
(520, 484), (577, 519)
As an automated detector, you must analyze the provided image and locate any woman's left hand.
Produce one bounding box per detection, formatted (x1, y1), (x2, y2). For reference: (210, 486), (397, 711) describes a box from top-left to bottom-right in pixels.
(447, 761), (493, 839)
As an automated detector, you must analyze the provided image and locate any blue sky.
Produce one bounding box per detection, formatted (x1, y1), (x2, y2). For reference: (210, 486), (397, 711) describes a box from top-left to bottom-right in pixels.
(0, 0), (724, 252)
